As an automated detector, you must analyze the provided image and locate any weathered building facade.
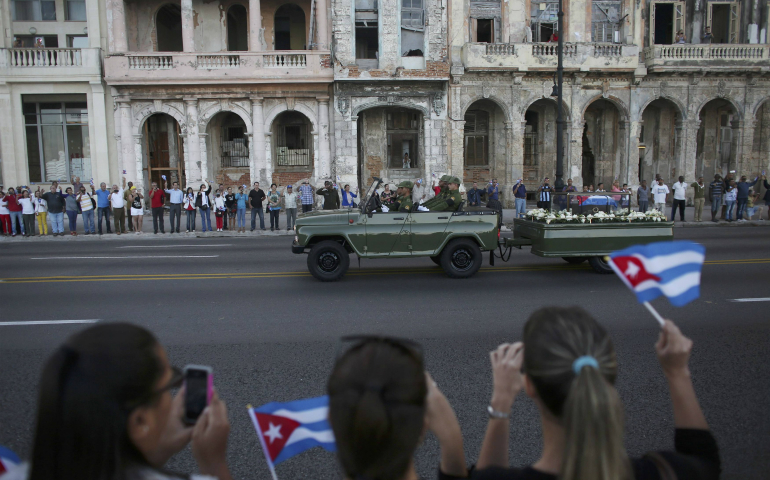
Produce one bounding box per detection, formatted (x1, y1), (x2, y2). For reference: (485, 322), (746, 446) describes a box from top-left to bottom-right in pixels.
(448, 0), (770, 206)
(330, 0), (450, 190)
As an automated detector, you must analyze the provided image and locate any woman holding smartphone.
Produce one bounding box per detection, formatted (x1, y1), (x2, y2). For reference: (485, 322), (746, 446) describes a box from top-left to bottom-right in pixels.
(9, 323), (233, 480)
(129, 187), (144, 234)
(183, 187), (196, 233)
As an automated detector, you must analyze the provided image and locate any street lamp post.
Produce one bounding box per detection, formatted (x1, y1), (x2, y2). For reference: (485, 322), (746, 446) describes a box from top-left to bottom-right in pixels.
(554, 0), (565, 191)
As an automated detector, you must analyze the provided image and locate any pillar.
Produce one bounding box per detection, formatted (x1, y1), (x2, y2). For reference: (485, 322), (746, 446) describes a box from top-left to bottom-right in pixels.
(249, 0), (262, 51)
(106, 0), (128, 53)
(181, 0), (195, 53)
(318, 97), (332, 181)
(197, 133), (207, 184)
(569, 120), (585, 187)
(449, 119), (465, 177)
(118, 99), (135, 185)
(349, 115), (358, 187)
(251, 96), (265, 183)
(184, 98), (201, 184)
(627, 119), (642, 188)
(89, 82), (110, 183)
(734, 118), (755, 176)
(133, 134), (144, 193)
(315, 0), (329, 50)
(423, 115), (432, 178)
(85, 0), (102, 49)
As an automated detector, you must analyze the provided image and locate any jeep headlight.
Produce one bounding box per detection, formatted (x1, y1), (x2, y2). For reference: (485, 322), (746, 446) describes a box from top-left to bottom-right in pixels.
(294, 235), (299, 243)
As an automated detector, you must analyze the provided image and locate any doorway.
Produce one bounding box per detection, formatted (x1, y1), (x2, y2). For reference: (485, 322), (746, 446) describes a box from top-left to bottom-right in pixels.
(653, 3), (673, 44)
(227, 5), (248, 51)
(143, 114), (184, 193)
(156, 4), (183, 52)
(274, 4), (306, 50)
(708, 2), (740, 43)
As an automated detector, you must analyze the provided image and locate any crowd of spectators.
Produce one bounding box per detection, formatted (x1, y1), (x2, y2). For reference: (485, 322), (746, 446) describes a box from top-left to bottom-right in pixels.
(0, 307), (719, 480)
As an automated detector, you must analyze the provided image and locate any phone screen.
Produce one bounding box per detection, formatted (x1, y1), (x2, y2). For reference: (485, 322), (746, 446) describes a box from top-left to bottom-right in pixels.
(184, 367), (210, 423)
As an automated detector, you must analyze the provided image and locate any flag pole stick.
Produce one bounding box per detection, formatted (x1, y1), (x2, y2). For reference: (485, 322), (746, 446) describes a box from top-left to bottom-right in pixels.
(643, 301), (666, 327)
(248, 405), (279, 480)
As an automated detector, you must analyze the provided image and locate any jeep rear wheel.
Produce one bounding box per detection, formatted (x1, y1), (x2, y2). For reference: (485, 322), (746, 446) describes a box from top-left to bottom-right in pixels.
(307, 240), (350, 281)
(588, 256), (613, 274)
(440, 238), (482, 279)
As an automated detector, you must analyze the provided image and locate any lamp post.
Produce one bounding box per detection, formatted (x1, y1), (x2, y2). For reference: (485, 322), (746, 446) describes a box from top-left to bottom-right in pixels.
(554, 0), (565, 191)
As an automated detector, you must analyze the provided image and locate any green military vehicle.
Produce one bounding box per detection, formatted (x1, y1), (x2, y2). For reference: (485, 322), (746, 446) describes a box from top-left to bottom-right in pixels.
(292, 178), (500, 281)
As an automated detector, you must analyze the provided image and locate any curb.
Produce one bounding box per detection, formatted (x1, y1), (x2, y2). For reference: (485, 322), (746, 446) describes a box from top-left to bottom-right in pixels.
(0, 230), (295, 243)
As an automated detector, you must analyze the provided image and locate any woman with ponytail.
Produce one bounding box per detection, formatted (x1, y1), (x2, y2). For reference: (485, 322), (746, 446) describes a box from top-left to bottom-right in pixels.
(473, 307), (720, 480)
(328, 336), (468, 480)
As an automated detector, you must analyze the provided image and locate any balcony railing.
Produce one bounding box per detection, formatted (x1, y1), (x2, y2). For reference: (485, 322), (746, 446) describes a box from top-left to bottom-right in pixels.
(643, 44), (770, 72)
(5, 48), (82, 67)
(461, 42), (639, 72)
(106, 51), (332, 85)
(0, 48), (102, 79)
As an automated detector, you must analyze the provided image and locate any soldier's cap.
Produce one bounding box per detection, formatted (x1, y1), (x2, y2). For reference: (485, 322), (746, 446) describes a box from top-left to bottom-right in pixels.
(449, 176), (461, 185)
(397, 180), (414, 190)
(440, 175), (451, 182)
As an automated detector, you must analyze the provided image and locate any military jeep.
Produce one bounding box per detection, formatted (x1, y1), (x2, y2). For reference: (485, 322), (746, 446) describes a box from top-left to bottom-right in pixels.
(292, 178), (500, 281)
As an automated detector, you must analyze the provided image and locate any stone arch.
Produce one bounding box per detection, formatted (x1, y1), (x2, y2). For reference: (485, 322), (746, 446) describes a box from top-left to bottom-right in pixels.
(352, 101), (429, 118)
(694, 95), (743, 121)
(580, 94), (630, 121)
(638, 95), (687, 122)
(198, 102), (253, 134)
(520, 96), (572, 122)
(460, 94), (511, 123)
(133, 102), (187, 137)
(264, 101), (318, 131)
(751, 97), (770, 119)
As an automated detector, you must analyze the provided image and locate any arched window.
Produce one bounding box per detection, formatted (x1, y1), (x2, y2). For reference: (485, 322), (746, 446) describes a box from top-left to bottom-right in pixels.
(274, 4), (306, 50)
(156, 4), (183, 52)
(227, 4), (248, 51)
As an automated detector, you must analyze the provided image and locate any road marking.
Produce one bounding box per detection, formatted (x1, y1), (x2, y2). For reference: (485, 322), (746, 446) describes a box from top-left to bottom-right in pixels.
(116, 245), (232, 249)
(0, 319), (100, 326)
(729, 298), (770, 303)
(30, 255), (219, 260)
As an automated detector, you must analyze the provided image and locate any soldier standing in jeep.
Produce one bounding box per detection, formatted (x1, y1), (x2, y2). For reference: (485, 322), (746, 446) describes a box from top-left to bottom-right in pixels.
(429, 177), (463, 212)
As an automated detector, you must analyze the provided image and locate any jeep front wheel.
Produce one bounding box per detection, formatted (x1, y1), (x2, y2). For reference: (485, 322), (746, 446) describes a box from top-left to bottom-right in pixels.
(440, 238), (482, 279)
(588, 256), (613, 274)
(307, 240), (350, 281)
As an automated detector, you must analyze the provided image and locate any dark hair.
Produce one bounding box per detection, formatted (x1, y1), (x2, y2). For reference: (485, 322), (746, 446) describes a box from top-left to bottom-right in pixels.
(200, 184), (206, 190)
(186, 187), (193, 194)
(271, 183), (277, 188)
(523, 307), (630, 480)
(29, 323), (165, 480)
(328, 341), (426, 480)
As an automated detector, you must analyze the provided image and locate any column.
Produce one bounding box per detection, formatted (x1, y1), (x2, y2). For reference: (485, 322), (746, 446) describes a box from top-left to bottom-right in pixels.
(734, 118), (755, 176)
(618, 120), (630, 187)
(423, 115), (432, 178)
(106, 0), (128, 53)
(348, 115), (358, 188)
(118, 99), (135, 184)
(181, 0), (195, 53)
(184, 98), (201, 184)
(569, 120), (585, 186)
(449, 119), (465, 177)
(510, 120), (526, 183)
(251, 96), (265, 183)
(89, 82), (110, 183)
(317, 97), (332, 180)
(133, 135), (144, 193)
(627, 119), (642, 189)
(248, 0), (262, 51)
(315, 0), (329, 50)
(197, 134), (207, 184)
(85, 0), (102, 49)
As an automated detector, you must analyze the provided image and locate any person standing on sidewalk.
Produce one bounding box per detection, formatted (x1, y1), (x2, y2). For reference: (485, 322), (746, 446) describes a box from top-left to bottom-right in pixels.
(94, 182), (112, 235)
(34, 189), (48, 236)
(721, 171), (735, 220)
(690, 176), (706, 222)
(163, 179), (184, 233)
(652, 178), (669, 215)
(298, 180), (314, 213)
(76, 184), (96, 235)
(512, 179), (527, 218)
(108, 179), (126, 235)
(42, 184), (65, 236)
(123, 181), (134, 232)
(671, 176), (687, 222)
(183, 187), (196, 232)
(6, 188), (23, 236)
(317, 181), (340, 210)
(709, 174), (723, 222)
(18, 190), (36, 237)
(637, 180), (649, 212)
(213, 188), (226, 232)
(0, 190), (10, 236)
(248, 182), (267, 231)
(63, 187), (79, 236)
(267, 184), (281, 231)
(284, 184), (298, 231)
(129, 187), (144, 234)
(235, 185), (248, 233)
(735, 174), (759, 222)
(148, 182), (165, 234)
(196, 183), (212, 232)
(537, 177), (553, 210)
(225, 187), (237, 231)
(724, 180), (737, 222)
(467, 182), (482, 207)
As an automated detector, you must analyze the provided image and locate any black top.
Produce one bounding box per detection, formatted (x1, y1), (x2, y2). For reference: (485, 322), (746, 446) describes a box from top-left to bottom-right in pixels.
(249, 189), (266, 208)
(456, 429), (719, 480)
(42, 191), (65, 213)
(195, 185), (213, 208)
(131, 196), (142, 209)
(225, 193), (236, 209)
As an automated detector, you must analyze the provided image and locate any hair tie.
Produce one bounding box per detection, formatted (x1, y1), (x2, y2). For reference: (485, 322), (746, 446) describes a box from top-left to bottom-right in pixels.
(572, 355), (599, 375)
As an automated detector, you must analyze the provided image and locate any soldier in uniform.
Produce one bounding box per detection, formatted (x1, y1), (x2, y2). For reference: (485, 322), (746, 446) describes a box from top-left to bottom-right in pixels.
(428, 177), (463, 212)
(422, 175), (450, 209)
(379, 181), (414, 212)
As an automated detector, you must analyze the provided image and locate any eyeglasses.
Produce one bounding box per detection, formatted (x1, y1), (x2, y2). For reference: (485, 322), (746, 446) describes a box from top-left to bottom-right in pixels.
(125, 366), (183, 410)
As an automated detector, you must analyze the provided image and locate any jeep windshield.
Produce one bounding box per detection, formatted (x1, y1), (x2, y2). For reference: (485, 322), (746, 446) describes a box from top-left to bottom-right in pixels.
(359, 177), (382, 213)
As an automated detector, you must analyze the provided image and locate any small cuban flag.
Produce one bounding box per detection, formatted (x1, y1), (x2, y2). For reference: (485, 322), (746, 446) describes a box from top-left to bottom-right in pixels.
(0, 446), (21, 475)
(248, 396), (335, 479)
(608, 241), (705, 309)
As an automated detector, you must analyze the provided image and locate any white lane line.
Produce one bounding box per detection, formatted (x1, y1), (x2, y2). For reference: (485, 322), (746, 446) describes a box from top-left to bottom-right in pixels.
(30, 255), (219, 260)
(117, 245), (232, 249)
(729, 298), (770, 303)
(0, 319), (100, 326)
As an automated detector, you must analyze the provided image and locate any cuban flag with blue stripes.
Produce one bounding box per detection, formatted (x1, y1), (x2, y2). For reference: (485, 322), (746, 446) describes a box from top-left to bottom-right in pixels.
(608, 241), (705, 307)
(249, 396), (335, 473)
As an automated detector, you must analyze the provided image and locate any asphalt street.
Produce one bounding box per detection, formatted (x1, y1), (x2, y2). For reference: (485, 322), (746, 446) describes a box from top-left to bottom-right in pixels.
(0, 227), (768, 480)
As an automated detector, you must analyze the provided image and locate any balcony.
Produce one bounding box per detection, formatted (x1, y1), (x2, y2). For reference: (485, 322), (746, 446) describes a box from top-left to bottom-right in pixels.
(461, 42), (639, 73)
(643, 44), (770, 73)
(104, 51), (333, 86)
(0, 48), (102, 81)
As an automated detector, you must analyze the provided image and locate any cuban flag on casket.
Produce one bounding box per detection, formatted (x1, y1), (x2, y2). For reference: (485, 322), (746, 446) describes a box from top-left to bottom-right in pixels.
(608, 241), (706, 307)
(249, 395), (335, 473)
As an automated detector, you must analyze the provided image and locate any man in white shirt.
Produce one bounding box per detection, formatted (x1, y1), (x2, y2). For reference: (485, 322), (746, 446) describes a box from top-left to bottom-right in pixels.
(284, 184), (299, 231)
(411, 178), (432, 204)
(652, 178), (670, 217)
(108, 178), (127, 235)
(671, 175), (687, 222)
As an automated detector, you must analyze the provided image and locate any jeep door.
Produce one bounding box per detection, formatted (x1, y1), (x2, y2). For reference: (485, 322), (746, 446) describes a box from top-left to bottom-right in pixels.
(408, 211), (451, 255)
(363, 212), (409, 256)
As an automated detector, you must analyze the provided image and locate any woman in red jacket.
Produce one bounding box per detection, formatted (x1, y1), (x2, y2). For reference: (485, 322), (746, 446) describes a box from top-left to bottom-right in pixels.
(6, 187), (24, 236)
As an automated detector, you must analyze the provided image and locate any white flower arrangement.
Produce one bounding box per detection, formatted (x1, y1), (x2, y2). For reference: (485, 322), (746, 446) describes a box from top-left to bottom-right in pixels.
(525, 208), (667, 224)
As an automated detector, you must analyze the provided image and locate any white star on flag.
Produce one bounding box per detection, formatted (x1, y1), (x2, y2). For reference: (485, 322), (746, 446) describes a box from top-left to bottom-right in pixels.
(624, 261), (640, 279)
(264, 422), (283, 444)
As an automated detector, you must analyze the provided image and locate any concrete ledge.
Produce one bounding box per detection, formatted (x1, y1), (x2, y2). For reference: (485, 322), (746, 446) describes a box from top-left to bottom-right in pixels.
(0, 229), (295, 243)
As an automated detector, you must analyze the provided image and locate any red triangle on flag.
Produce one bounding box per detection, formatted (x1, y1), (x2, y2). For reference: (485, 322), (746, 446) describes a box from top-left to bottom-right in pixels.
(254, 412), (301, 461)
(612, 255), (661, 288)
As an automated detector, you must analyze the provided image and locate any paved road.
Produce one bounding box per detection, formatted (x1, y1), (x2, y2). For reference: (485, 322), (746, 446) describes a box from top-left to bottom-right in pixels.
(0, 228), (768, 480)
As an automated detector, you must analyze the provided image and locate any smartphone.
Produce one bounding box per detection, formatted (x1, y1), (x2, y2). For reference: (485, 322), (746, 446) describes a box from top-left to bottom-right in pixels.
(183, 365), (213, 424)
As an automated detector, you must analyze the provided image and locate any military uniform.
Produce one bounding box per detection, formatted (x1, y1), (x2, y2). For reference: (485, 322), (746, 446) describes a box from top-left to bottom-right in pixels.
(377, 181), (414, 212)
(422, 175), (450, 209)
(429, 177), (463, 212)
